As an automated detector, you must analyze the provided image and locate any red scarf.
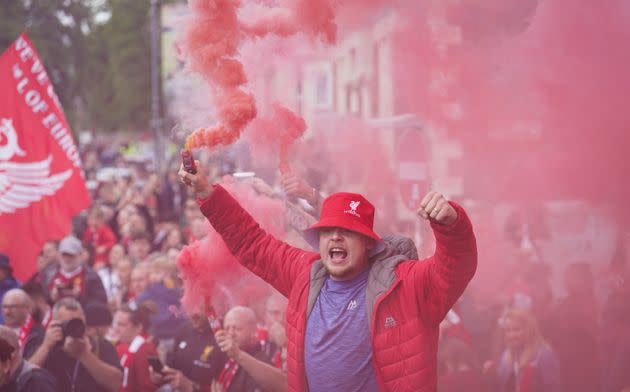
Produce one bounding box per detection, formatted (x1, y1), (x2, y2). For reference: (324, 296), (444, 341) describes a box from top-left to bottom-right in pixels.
(272, 349), (282, 369)
(256, 325), (282, 369)
(17, 315), (33, 350)
(216, 359), (239, 391)
(207, 303), (239, 390)
(125, 290), (138, 304)
(256, 326), (268, 346)
(206, 304), (222, 334)
(518, 363), (536, 392)
(120, 335), (146, 392)
(48, 268), (86, 298)
(41, 306), (52, 329)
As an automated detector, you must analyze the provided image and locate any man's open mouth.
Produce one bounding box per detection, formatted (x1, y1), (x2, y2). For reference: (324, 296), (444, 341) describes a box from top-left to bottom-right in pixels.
(329, 247), (348, 262)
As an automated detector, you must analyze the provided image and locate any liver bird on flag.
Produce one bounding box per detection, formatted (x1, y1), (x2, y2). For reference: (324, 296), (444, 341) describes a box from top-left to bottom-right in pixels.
(0, 33), (91, 280)
(0, 118), (72, 215)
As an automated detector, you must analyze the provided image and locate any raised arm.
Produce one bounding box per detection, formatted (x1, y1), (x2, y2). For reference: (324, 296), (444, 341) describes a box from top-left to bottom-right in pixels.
(235, 350), (288, 392)
(216, 329), (287, 392)
(414, 191), (478, 325)
(200, 185), (316, 296)
(179, 163), (318, 296)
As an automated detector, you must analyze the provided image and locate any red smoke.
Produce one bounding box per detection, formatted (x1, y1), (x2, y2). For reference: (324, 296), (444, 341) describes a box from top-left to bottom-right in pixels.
(240, 9), (297, 38)
(430, 0), (630, 209)
(241, 0), (337, 44)
(409, 0), (630, 301)
(182, 0), (256, 150)
(176, 177), (287, 314)
(244, 102), (307, 171)
(178, 0), (630, 326)
(178, 0), (340, 314)
(182, 0), (337, 152)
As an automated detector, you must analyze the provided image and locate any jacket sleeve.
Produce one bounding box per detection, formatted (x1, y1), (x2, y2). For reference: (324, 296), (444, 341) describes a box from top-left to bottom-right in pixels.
(22, 366), (57, 392)
(413, 202), (477, 326)
(199, 185), (318, 297)
(86, 270), (108, 304)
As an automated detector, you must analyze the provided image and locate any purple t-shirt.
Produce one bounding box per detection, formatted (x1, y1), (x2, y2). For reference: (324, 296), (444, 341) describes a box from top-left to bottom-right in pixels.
(304, 268), (379, 392)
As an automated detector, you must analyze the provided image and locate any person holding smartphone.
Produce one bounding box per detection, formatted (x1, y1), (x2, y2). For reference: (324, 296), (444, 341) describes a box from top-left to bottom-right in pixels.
(148, 302), (226, 392)
(113, 302), (159, 392)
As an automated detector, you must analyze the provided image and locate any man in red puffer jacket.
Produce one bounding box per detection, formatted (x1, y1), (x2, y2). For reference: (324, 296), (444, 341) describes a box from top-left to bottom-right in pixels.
(179, 163), (477, 392)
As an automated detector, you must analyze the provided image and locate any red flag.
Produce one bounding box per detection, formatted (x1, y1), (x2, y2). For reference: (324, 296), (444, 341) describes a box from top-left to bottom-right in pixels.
(0, 33), (91, 281)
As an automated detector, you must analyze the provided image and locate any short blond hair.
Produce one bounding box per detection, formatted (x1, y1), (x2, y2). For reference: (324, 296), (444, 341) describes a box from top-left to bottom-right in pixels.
(503, 308), (549, 366)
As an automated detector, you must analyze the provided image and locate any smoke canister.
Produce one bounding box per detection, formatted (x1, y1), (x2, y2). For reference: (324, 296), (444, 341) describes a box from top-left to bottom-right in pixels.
(181, 149), (197, 175)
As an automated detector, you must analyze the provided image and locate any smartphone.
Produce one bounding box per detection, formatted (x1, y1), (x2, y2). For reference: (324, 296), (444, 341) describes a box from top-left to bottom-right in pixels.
(147, 356), (165, 374)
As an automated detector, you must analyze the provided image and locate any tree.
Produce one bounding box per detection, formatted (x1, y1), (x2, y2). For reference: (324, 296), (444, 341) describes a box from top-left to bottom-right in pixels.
(101, 0), (152, 131)
(0, 0), (153, 133)
(0, 0), (93, 128)
(83, 22), (117, 131)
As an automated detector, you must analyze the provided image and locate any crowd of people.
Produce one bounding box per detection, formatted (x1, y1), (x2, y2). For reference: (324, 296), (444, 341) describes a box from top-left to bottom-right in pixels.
(0, 136), (628, 392)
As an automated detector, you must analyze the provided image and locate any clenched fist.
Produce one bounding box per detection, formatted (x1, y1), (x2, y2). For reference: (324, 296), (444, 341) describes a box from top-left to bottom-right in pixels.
(215, 329), (241, 361)
(178, 160), (213, 200)
(417, 191), (457, 225)
(280, 172), (317, 205)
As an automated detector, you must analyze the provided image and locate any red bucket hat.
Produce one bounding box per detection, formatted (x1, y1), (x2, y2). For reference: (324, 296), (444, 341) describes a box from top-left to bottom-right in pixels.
(304, 192), (386, 256)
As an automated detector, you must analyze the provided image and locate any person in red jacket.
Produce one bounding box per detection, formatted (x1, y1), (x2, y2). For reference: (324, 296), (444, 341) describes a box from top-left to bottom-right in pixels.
(82, 206), (117, 270)
(179, 163), (477, 392)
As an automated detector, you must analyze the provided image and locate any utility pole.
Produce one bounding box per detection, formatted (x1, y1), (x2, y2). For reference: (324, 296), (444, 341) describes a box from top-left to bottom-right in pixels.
(149, 0), (163, 173)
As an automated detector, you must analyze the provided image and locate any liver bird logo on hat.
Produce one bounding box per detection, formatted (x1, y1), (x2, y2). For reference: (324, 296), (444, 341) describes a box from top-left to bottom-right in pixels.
(345, 200), (361, 217)
(0, 118), (72, 215)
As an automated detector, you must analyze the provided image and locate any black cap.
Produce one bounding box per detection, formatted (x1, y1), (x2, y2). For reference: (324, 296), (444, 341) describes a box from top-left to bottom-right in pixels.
(84, 302), (113, 327)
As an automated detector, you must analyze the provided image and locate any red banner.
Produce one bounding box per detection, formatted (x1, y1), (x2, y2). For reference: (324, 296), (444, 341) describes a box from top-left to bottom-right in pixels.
(0, 33), (91, 281)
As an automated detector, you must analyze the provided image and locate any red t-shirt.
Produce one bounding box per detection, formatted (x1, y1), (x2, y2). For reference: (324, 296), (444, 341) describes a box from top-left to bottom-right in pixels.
(120, 337), (158, 392)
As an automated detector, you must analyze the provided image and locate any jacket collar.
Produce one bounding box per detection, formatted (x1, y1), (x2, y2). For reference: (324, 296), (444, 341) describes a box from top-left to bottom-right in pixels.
(306, 235), (417, 319)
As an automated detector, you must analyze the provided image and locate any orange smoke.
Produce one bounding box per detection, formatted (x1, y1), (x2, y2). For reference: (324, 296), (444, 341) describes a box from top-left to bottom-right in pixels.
(181, 0), (256, 151)
(181, 0), (338, 152)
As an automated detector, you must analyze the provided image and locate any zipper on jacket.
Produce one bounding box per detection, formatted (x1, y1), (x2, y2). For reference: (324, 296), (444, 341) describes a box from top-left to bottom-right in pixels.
(369, 277), (401, 390)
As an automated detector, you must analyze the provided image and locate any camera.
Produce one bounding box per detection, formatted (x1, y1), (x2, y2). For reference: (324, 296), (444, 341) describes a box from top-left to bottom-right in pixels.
(61, 318), (86, 339)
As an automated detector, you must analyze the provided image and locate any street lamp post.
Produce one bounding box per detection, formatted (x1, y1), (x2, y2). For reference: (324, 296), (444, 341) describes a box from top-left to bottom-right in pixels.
(150, 0), (163, 172)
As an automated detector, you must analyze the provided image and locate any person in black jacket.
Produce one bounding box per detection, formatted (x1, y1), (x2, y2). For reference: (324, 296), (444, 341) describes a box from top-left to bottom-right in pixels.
(149, 306), (226, 391)
(28, 297), (122, 392)
(0, 326), (55, 392)
(40, 236), (107, 308)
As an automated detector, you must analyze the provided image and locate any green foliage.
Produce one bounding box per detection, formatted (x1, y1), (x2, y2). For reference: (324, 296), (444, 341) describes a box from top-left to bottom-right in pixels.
(0, 0), (92, 128)
(0, 0), (154, 133)
(103, 0), (152, 131)
(83, 22), (117, 130)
